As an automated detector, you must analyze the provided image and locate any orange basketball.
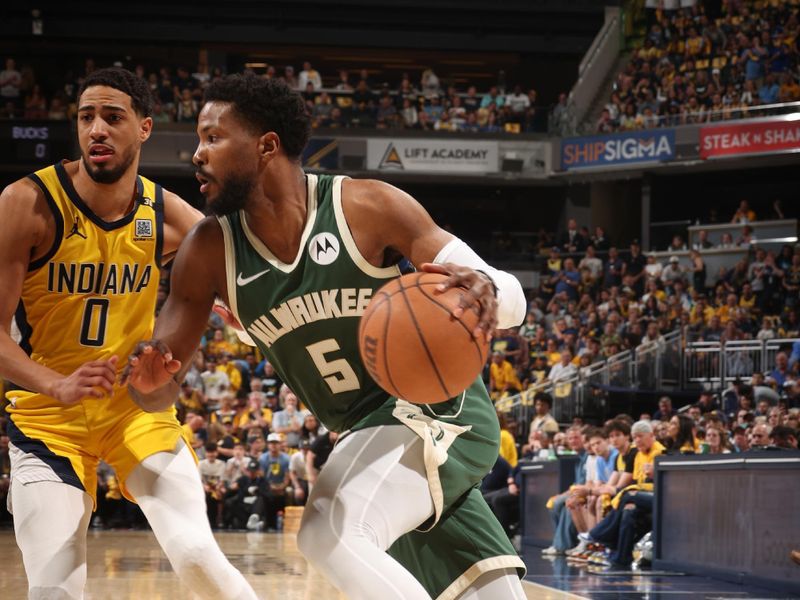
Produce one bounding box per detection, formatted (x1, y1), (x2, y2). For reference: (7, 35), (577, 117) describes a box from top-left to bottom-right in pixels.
(358, 272), (490, 404)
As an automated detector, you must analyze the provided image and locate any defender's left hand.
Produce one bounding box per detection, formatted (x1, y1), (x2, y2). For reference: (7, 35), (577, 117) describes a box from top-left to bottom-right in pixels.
(421, 262), (498, 342)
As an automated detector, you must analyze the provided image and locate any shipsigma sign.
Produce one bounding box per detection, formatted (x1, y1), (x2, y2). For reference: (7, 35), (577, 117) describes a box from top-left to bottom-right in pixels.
(561, 130), (675, 170)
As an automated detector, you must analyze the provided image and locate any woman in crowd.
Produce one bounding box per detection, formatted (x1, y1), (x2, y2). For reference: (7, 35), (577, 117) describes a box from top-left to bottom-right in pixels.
(666, 414), (697, 454)
(703, 426), (731, 454)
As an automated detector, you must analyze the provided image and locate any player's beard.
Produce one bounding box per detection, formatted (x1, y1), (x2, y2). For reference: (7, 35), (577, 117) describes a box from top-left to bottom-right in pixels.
(205, 172), (254, 216)
(81, 145), (137, 184)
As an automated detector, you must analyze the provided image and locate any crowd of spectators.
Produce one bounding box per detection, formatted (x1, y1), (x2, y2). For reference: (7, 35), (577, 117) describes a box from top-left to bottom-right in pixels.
(0, 56), (543, 133)
(596, 0), (800, 133)
(482, 391), (797, 568)
(487, 200), (800, 409)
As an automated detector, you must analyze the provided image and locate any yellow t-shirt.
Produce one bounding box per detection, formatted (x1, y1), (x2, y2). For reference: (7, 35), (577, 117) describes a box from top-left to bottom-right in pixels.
(490, 361), (521, 392)
(633, 440), (666, 485)
(500, 429), (518, 468)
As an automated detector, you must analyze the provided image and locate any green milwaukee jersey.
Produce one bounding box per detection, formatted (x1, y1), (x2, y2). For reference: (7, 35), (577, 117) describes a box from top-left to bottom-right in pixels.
(217, 174), (403, 432)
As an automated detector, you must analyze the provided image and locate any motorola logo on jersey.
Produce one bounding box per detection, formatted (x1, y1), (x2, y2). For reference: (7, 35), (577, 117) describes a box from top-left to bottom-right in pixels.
(309, 232), (340, 265)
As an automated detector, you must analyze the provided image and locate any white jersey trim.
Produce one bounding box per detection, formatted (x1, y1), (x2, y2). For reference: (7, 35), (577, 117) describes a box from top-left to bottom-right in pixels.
(436, 556), (527, 600)
(239, 174), (319, 274)
(217, 216), (244, 335)
(332, 175), (401, 280)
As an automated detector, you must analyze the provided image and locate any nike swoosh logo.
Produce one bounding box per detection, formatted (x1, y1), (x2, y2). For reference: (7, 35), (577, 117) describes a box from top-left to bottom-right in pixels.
(237, 268), (271, 286)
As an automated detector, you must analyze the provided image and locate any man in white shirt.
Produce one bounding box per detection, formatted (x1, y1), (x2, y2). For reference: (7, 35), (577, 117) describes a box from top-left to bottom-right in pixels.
(298, 61), (322, 91)
(505, 85), (530, 114)
(198, 444), (227, 528)
(579, 245), (603, 281)
(548, 350), (577, 382)
(660, 256), (684, 289)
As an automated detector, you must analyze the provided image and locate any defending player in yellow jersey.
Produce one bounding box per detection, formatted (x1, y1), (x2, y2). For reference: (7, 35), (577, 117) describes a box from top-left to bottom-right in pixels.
(0, 68), (257, 600)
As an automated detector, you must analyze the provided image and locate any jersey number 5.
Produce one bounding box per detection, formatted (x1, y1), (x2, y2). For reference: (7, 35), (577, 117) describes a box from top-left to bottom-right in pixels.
(80, 298), (110, 347)
(306, 338), (360, 394)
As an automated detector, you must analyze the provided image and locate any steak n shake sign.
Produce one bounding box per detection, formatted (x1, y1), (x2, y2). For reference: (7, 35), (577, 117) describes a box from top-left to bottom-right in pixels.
(700, 120), (800, 158)
(366, 139), (499, 173)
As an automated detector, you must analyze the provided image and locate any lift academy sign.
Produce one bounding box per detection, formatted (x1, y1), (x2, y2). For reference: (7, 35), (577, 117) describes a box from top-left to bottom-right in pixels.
(366, 139), (499, 173)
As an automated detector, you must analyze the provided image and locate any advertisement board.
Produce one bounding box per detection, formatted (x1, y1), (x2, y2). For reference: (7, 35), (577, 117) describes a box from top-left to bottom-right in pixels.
(561, 129), (675, 170)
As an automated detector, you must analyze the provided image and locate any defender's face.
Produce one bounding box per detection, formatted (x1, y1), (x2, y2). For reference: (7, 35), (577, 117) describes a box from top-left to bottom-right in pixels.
(193, 101), (259, 215)
(77, 85), (150, 184)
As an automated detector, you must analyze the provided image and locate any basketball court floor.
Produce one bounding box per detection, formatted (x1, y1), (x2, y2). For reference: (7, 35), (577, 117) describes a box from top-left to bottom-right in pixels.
(0, 529), (791, 599)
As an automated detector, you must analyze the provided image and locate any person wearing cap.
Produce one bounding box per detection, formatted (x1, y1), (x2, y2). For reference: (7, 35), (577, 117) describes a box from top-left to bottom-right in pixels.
(258, 433), (290, 530)
(216, 413), (241, 460)
(660, 256), (684, 290)
(226, 458), (267, 530)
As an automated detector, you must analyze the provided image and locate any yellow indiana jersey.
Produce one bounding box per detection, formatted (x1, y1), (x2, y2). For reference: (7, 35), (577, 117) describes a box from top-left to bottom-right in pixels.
(13, 161), (164, 381)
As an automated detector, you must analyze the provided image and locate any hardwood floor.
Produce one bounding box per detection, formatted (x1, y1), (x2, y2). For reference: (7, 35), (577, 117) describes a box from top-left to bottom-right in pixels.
(0, 529), (573, 599)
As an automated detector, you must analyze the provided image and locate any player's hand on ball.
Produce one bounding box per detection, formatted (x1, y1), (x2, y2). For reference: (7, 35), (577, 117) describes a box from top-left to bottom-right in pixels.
(122, 340), (181, 393)
(421, 262), (498, 342)
(50, 356), (119, 404)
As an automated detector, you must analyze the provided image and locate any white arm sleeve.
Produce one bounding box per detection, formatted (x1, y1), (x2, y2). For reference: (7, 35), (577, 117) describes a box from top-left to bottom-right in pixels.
(432, 237), (527, 329)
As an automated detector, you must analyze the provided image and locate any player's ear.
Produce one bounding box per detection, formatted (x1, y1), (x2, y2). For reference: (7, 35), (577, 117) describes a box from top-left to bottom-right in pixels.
(139, 116), (153, 142)
(259, 132), (281, 161)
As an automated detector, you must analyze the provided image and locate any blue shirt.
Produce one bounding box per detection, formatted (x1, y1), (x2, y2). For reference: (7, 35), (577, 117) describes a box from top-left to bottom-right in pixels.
(555, 269), (580, 300)
(258, 451), (290, 485)
(758, 83), (780, 105)
(595, 448), (619, 483)
(575, 450), (588, 485)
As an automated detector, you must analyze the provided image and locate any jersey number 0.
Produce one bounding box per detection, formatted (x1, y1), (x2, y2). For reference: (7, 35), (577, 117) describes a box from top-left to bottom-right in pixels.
(80, 298), (110, 346)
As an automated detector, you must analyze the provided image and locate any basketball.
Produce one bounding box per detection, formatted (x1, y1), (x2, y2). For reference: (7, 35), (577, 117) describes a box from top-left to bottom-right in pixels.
(358, 272), (490, 405)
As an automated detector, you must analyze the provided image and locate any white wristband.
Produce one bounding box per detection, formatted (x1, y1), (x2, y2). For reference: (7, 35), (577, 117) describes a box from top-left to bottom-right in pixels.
(432, 237), (527, 329)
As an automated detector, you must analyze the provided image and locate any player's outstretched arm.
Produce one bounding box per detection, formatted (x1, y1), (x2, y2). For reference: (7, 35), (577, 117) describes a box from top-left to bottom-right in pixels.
(124, 217), (224, 412)
(0, 180), (117, 403)
(342, 178), (526, 339)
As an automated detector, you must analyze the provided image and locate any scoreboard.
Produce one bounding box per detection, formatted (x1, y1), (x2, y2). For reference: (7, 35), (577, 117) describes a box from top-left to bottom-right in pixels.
(0, 121), (75, 166)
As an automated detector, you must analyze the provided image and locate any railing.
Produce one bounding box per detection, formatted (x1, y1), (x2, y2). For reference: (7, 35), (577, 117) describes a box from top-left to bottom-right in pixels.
(500, 329), (683, 440)
(501, 333), (798, 440)
(562, 6), (621, 134)
(681, 338), (800, 389)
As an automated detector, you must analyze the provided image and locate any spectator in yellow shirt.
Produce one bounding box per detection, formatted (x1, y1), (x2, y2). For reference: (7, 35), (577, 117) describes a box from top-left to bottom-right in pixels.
(497, 413), (518, 468)
(217, 352), (242, 393)
(489, 351), (522, 399)
(717, 293), (739, 324)
(207, 328), (237, 357)
(690, 297), (715, 326)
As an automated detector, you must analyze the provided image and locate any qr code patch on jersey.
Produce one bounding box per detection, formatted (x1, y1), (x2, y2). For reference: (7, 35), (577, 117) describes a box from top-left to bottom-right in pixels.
(135, 219), (153, 238)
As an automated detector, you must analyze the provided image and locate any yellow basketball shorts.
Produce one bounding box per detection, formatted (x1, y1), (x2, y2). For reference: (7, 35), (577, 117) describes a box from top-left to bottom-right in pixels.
(6, 386), (193, 506)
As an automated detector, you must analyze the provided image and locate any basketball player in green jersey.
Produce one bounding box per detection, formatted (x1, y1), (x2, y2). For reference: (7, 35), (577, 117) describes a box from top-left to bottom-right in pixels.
(125, 74), (528, 599)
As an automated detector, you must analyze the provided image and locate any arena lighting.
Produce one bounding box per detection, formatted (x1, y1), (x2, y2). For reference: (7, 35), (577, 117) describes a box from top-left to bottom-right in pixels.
(245, 62), (268, 69)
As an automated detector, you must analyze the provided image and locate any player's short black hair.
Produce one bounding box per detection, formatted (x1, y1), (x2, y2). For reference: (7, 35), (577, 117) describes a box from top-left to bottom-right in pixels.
(203, 73), (311, 160)
(78, 67), (153, 117)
